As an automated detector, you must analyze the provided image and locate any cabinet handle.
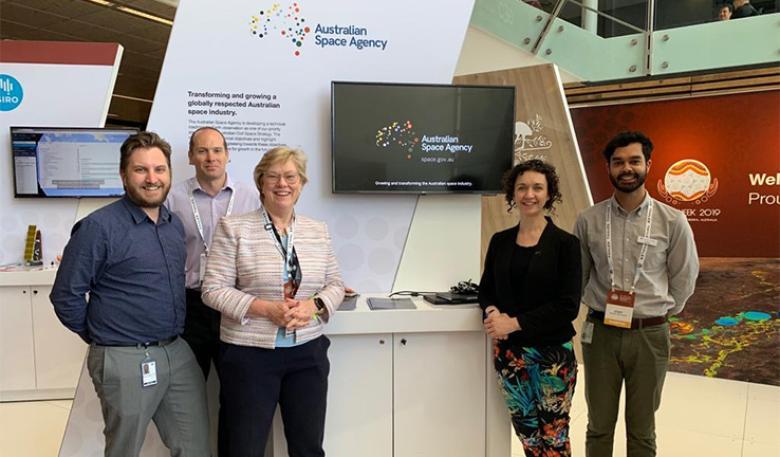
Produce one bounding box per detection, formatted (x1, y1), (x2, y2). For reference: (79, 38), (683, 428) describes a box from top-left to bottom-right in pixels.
(379, 339), (385, 345)
(32, 290), (38, 295)
(400, 338), (407, 346)
(22, 289), (27, 294)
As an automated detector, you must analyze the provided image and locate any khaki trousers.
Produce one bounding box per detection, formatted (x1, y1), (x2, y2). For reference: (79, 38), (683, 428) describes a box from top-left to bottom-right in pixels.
(582, 317), (670, 457)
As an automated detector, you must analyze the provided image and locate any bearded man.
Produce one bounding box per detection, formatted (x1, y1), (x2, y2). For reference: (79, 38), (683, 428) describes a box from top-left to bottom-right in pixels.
(51, 131), (209, 457)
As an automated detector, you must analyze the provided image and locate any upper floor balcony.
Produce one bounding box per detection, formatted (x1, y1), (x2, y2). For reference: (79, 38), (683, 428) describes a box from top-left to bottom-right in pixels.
(470, 0), (780, 82)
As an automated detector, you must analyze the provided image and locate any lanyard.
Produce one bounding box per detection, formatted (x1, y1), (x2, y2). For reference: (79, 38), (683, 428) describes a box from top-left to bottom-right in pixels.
(260, 205), (296, 273)
(188, 181), (235, 253)
(605, 197), (654, 294)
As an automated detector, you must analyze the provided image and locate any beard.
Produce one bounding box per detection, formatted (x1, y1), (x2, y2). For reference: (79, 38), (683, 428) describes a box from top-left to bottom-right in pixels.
(609, 170), (646, 193)
(124, 181), (170, 208)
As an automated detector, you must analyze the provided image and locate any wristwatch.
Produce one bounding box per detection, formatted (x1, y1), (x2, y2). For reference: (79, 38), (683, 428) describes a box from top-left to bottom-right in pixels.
(314, 297), (327, 315)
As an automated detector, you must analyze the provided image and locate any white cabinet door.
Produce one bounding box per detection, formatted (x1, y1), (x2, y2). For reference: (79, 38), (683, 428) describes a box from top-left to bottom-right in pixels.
(0, 287), (36, 395)
(31, 285), (87, 391)
(324, 334), (393, 457)
(393, 331), (486, 457)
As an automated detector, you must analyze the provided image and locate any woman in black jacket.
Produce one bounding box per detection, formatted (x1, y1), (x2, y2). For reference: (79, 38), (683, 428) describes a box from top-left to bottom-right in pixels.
(479, 160), (581, 457)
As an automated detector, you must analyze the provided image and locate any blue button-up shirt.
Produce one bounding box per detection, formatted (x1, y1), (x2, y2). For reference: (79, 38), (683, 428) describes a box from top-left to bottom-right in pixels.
(50, 196), (187, 345)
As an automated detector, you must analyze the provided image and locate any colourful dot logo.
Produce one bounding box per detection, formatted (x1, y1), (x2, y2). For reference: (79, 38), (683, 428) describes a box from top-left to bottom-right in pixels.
(376, 120), (419, 159)
(657, 159), (719, 205)
(249, 2), (310, 56)
(0, 74), (23, 112)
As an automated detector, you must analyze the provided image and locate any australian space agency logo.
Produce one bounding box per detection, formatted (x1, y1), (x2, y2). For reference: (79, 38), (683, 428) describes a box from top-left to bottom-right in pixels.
(657, 159), (719, 205)
(514, 115), (552, 163)
(0, 74), (23, 112)
(376, 120), (419, 159)
(249, 2), (310, 56)
(249, 2), (389, 56)
(376, 121), (475, 160)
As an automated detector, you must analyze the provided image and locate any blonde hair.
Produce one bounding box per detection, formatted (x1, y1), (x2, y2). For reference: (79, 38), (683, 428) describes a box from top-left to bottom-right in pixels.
(253, 146), (309, 196)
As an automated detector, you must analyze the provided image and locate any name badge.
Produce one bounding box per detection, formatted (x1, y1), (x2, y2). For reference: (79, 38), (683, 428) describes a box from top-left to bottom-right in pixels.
(141, 359), (157, 387)
(199, 252), (207, 284)
(604, 289), (635, 328)
(581, 321), (594, 344)
(637, 236), (658, 246)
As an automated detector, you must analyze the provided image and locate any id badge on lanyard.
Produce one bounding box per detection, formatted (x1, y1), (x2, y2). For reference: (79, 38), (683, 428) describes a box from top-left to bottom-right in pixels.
(604, 289), (635, 328)
(261, 207), (300, 339)
(141, 351), (157, 387)
(199, 252), (208, 283)
(190, 185), (235, 286)
(603, 199), (653, 328)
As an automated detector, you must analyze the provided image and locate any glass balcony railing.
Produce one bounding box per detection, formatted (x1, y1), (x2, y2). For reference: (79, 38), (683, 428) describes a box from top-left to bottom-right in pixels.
(470, 0), (779, 82)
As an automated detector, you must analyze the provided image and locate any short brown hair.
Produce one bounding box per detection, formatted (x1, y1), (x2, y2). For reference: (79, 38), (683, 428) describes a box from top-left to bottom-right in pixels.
(253, 146), (309, 195)
(119, 131), (172, 172)
(189, 127), (228, 152)
(502, 159), (562, 212)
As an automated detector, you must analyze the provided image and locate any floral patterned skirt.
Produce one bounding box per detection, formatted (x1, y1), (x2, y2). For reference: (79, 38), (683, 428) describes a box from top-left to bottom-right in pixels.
(494, 341), (577, 457)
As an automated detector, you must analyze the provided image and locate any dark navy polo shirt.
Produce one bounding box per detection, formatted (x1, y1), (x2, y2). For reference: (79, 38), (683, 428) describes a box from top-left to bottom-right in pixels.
(50, 196), (186, 345)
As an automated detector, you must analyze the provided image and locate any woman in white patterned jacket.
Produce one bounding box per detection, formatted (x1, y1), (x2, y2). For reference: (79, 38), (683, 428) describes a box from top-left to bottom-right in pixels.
(202, 146), (345, 457)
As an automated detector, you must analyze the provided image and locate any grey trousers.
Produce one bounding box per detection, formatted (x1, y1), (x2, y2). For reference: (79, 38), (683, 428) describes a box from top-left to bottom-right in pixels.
(582, 318), (670, 457)
(87, 336), (210, 457)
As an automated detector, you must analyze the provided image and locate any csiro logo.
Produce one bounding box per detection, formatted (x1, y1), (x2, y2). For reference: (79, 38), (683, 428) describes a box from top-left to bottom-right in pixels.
(0, 74), (24, 111)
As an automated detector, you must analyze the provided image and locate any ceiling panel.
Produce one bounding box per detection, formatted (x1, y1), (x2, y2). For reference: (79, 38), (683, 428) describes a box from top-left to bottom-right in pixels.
(118, 61), (163, 81)
(118, 61), (163, 82)
(120, 49), (164, 71)
(0, 19), (41, 38)
(84, 8), (166, 36)
(114, 33), (164, 53)
(113, 78), (156, 99)
(142, 47), (167, 59)
(46, 19), (122, 43)
(4, 0), (99, 20)
(107, 97), (152, 125)
(131, 23), (172, 43)
(0, 3), (71, 28)
(126, 0), (176, 19)
(0, 19), (75, 41)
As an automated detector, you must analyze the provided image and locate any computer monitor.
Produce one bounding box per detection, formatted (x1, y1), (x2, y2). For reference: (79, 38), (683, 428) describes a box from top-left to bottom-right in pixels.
(10, 127), (137, 198)
(331, 81), (515, 194)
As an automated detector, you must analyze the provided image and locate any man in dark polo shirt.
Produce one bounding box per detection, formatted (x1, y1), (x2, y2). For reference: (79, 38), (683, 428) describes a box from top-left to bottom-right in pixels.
(50, 131), (209, 457)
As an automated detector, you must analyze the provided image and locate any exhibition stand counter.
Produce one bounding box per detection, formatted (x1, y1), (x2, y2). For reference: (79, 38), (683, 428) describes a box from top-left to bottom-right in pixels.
(269, 294), (509, 457)
(0, 272), (510, 457)
(0, 269), (86, 402)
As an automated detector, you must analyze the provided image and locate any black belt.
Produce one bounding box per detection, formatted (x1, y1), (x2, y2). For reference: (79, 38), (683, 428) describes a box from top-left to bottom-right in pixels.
(97, 335), (178, 348)
(589, 311), (667, 329)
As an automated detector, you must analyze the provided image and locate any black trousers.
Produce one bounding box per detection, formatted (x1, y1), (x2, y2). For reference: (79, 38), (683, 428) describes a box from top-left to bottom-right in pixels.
(183, 288), (222, 379)
(216, 336), (330, 457)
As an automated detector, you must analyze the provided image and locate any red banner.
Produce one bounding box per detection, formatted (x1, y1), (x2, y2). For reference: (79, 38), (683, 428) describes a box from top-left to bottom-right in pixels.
(571, 91), (780, 257)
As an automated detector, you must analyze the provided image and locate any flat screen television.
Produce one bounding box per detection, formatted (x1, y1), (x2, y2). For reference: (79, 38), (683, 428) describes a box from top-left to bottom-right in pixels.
(11, 127), (138, 198)
(331, 81), (515, 193)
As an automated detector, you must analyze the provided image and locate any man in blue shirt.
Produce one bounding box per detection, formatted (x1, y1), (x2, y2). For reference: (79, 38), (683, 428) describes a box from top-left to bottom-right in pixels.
(51, 131), (209, 457)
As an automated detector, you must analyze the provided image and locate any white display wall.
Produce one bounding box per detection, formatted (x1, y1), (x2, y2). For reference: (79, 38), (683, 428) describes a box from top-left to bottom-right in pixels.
(147, 0), (478, 293)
